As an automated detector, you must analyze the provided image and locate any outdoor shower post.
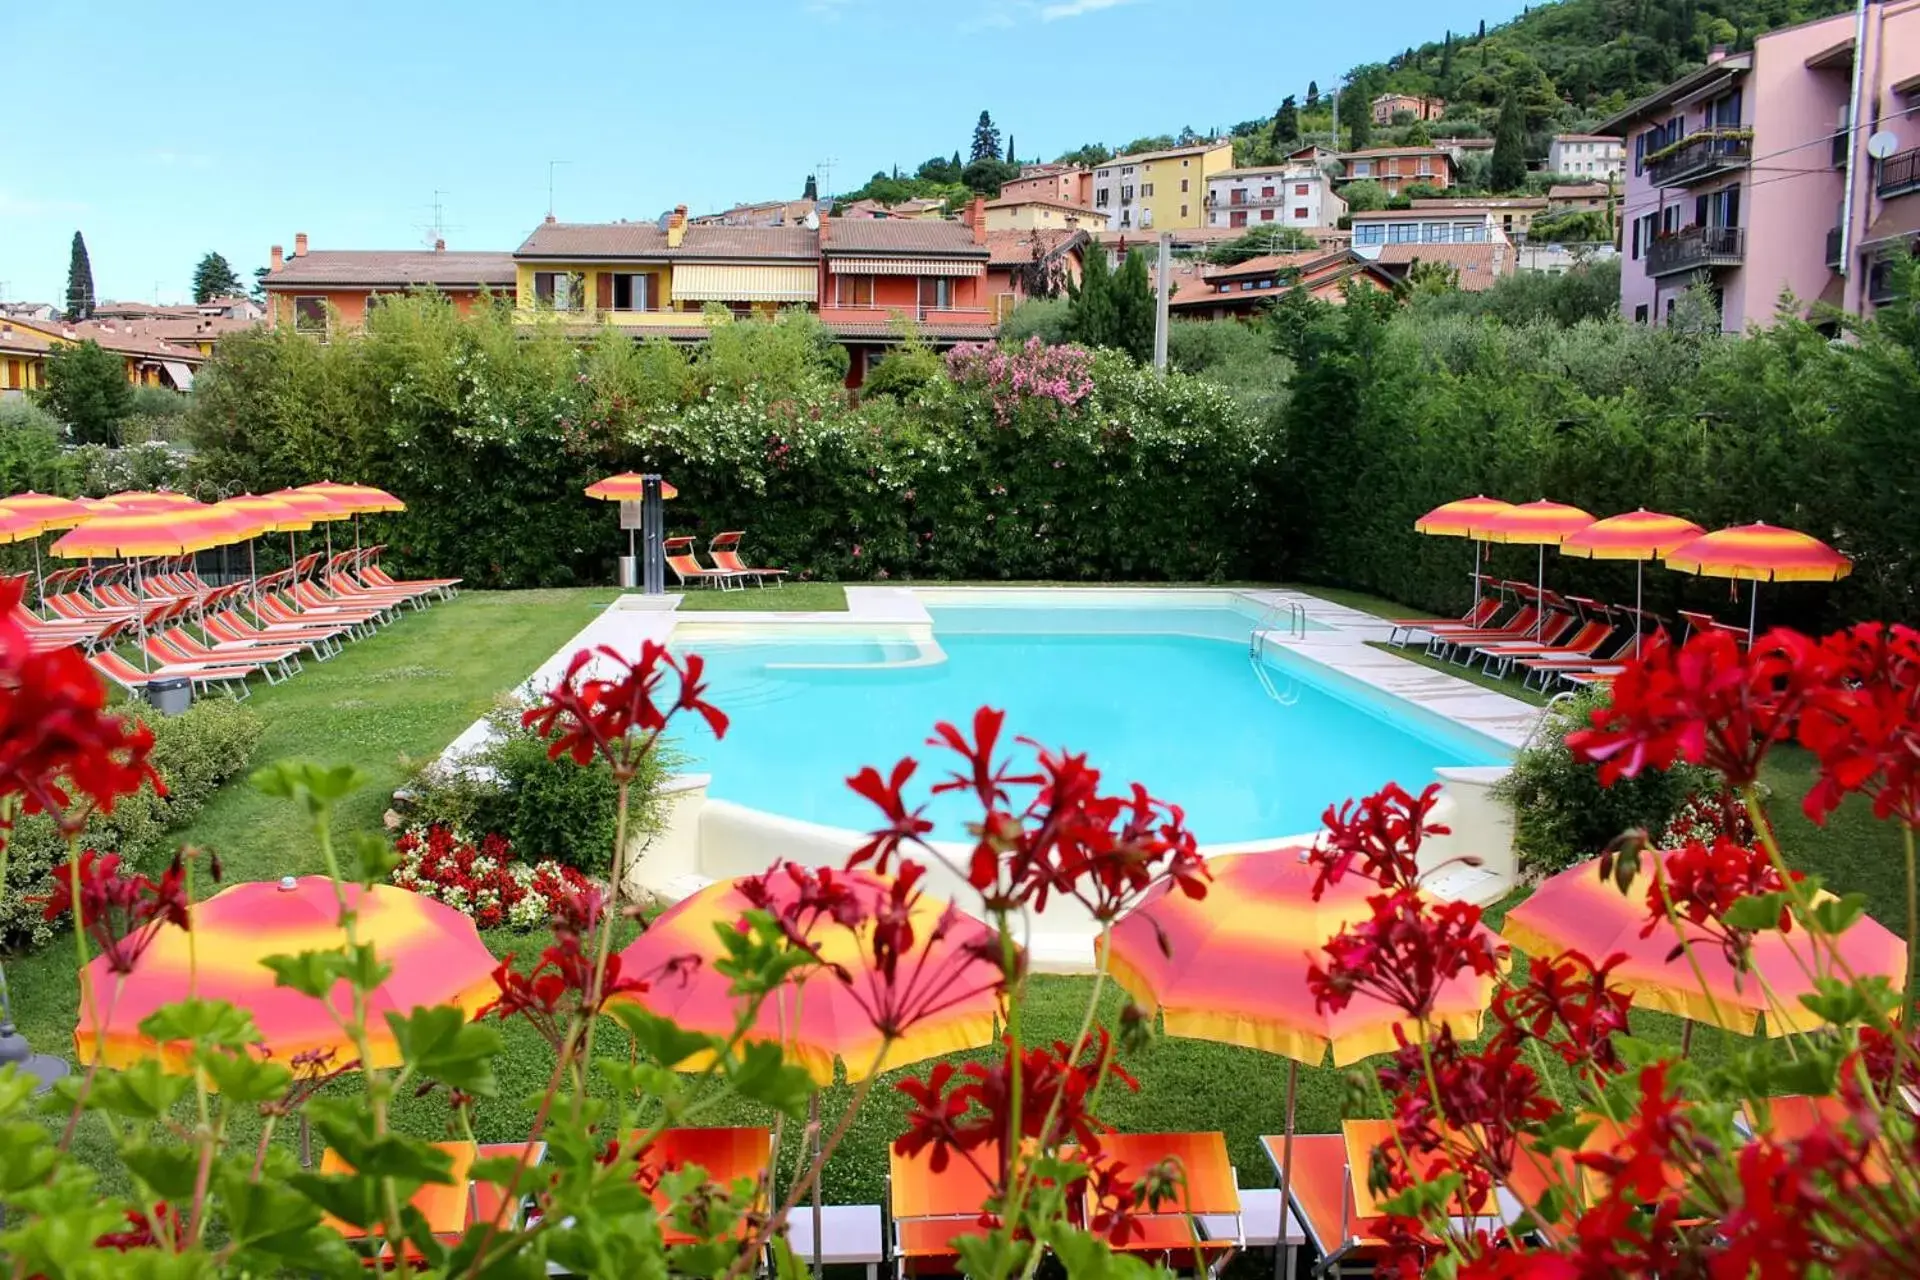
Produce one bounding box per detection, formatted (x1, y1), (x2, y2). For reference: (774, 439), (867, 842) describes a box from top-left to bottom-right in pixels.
(640, 475), (666, 596)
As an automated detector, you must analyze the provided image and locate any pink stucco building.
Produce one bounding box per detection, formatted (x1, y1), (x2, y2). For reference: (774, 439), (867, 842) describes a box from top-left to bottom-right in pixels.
(1604, 4), (1920, 332)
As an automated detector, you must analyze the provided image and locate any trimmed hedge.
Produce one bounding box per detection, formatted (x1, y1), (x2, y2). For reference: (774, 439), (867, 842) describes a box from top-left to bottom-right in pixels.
(0, 698), (263, 953)
(184, 301), (1275, 588)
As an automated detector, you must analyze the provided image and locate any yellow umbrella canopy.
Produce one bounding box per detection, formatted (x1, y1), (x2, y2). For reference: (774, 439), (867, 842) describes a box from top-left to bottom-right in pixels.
(1662, 522), (1853, 641)
(585, 473), (679, 501)
(295, 481), (406, 514)
(0, 492), (94, 534)
(1558, 509), (1707, 657)
(267, 489), (354, 522)
(98, 491), (204, 512)
(51, 508), (233, 558)
(214, 493), (315, 533)
(1414, 496), (1513, 617)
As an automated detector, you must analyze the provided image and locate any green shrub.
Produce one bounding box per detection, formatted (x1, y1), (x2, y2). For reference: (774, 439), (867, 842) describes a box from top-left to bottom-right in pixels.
(1493, 687), (1715, 878)
(0, 400), (78, 494)
(402, 702), (677, 878)
(127, 384), (190, 419)
(0, 698), (263, 952)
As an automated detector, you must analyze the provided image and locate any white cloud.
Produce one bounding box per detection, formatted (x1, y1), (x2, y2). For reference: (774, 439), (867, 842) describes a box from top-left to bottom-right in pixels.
(1040, 0), (1133, 19)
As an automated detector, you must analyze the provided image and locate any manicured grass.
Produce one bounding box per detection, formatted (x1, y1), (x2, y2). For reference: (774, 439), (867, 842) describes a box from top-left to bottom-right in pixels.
(9, 581), (1911, 1217)
(675, 583), (847, 612)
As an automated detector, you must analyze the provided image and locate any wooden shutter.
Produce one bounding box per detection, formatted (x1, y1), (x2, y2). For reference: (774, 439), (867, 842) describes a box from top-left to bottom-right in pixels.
(595, 272), (613, 311)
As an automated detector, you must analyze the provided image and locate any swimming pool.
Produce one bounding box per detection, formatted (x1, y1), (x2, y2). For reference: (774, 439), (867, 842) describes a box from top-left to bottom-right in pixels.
(668, 597), (1507, 844)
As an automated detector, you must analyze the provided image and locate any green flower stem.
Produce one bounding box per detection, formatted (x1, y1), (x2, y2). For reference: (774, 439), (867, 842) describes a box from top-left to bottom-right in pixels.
(574, 773), (633, 1123)
(1904, 824), (1917, 1007)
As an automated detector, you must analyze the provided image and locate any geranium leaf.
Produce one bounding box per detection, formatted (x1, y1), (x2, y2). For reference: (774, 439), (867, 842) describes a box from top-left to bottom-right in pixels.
(607, 1005), (716, 1069)
(137, 997), (259, 1050)
(724, 1041), (815, 1114)
(120, 1141), (202, 1200)
(384, 1005), (501, 1097)
(261, 949), (348, 1000)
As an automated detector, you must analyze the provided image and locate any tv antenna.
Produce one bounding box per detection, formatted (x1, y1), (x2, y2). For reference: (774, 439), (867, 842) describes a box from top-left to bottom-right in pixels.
(815, 155), (837, 203)
(547, 160), (571, 218)
(420, 190), (464, 247)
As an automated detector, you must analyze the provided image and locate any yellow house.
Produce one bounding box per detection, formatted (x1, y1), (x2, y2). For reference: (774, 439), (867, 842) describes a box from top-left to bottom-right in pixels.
(981, 195), (1106, 234)
(1090, 139), (1237, 232)
(2, 317), (204, 390)
(0, 321), (52, 395)
(513, 207), (820, 331)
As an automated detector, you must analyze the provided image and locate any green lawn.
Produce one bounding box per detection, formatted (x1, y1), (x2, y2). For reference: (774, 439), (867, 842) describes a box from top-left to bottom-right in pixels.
(6, 582), (1910, 1213)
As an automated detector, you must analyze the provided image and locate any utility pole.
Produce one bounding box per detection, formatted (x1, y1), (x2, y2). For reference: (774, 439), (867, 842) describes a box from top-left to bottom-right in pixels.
(1152, 231), (1172, 372)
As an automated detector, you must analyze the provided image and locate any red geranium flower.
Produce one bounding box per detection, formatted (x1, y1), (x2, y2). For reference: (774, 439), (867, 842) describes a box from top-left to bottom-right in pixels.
(1566, 628), (1828, 789)
(1646, 837), (1801, 972)
(1310, 781), (1448, 899)
(522, 641), (727, 780)
(1491, 949), (1635, 1076)
(40, 849), (189, 974)
(1799, 622), (1920, 828)
(1308, 889), (1505, 1022)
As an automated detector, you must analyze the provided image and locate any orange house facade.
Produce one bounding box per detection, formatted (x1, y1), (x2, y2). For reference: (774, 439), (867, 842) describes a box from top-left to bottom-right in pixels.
(1337, 147), (1458, 195)
(264, 233), (516, 335)
(818, 201), (996, 383)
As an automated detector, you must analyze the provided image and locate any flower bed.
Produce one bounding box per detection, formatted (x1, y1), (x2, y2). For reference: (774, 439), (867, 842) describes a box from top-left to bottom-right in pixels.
(389, 824), (592, 930)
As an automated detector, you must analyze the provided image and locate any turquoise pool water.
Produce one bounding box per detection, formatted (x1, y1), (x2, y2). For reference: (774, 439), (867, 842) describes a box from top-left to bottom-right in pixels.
(670, 602), (1505, 843)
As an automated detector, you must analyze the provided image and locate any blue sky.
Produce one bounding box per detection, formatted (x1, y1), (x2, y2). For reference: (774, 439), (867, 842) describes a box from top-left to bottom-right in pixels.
(0, 0), (1527, 306)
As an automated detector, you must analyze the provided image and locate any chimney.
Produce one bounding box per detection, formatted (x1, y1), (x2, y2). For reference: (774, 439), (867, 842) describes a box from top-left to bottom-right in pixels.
(666, 204), (688, 248)
(270, 244), (284, 271)
(434, 238), (446, 252)
(544, 213), (556, 225)
(1708, 43), (1728, 63)
(966, 196), (988, 244)
(293, 232), (308, 257)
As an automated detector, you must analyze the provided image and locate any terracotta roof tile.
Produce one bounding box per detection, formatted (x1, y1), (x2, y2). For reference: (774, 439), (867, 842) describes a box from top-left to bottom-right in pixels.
(675, 226), (819, 260)
(1206, 251), (1341, 279)
(821, 219), (987, 257)
(1548, 183), (1613, 199)
(985, 228), (1087, 266)
(267, 249), (516, 287)
(515, 222), (672, 258)
(1372, 242), (1510, 291)
(983, 194), (1093, 213)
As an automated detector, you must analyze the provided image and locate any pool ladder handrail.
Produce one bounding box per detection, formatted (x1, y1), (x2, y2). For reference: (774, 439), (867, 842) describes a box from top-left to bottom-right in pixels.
(1519, 689), (1581, 753)
(1250, 653), (1301, 706)
(1249, 599), (1308, 659)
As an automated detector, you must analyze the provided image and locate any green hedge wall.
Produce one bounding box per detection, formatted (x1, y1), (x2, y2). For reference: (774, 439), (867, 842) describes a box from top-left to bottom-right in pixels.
(183, 303), (1276, 588)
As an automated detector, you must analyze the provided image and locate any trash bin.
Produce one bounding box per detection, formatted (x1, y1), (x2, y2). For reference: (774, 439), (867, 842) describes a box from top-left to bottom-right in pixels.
(617, 555), (639, 589)
(147, 676), (192, 716)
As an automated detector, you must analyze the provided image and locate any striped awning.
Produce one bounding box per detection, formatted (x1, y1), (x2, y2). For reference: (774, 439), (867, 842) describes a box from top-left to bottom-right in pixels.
(671, 263), (817, 302)
(832, 257), (986, 277)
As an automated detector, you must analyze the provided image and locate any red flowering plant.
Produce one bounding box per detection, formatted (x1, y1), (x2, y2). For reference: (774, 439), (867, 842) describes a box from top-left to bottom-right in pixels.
(1335, 623), (1920, 1279)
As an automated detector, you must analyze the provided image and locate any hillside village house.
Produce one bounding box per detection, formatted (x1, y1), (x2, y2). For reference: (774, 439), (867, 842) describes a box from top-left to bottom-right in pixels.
(1090, 139), (1235, 231)
(511, 208), (818, 330)
(264, 234), (515, 336)
(1205, 166), (1347, 230)
(3, 316), (210, 390)
(1548, 182), (1615, 214)
(984, 229), (1088, 319)
(1165, 250), (1394, 319)
(981, 195), (1106, 234)
(1372, 93), (1445, 125)
(1604, 6), (1920, 330)
(1000, 164), (1093, 208)
(1412, 196), (1550, 240)
(687, 198), (816, 227)
(0, 322), (53, 397)
(1336, 146), (1456, 195)
(1348, 205), (1507, 249)
(819, 205), (995, 384)
(1547, 134), (1626, 179)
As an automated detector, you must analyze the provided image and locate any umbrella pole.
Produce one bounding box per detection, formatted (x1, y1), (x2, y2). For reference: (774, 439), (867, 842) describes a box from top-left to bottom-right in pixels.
(1748, 581), (1760, 647)
(1635, 562), (1644, 659)
(1535, 545), (1545, 640)
(300, 1113), (313, 1168)
(135, 559), (149, 674)
(1276, 1059), (1299, 1280)
(249, 539), (259, 611)
(1681, 1020), (1695, 1058)
(1472, 540), (1482, 615)
(32, 538), (43, 606)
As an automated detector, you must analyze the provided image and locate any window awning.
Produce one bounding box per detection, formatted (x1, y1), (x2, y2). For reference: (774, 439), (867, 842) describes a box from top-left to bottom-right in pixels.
(1861, 199), (1920, 249)
(161, 361), (195, 390)
(831, 257), (985, 277)
(671, 263), (817, 302)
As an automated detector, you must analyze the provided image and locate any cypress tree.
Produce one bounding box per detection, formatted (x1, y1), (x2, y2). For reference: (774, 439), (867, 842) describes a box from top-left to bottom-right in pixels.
(1006, 134), (1016, 164)
(1109, 249), (1156, 364)
(1491, 88), (1528, 191)
(1064, 248), (1117, 350)
(1273, 96), (1300, 147)
(65, 231), (95, 320)
(1306, 80), (1320, 111)
(803, 173), (819, 200)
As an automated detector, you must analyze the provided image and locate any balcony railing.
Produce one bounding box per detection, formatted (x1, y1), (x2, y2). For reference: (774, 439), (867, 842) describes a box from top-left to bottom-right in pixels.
(1646, 129), (1753, 187)
(1826, 226), (1845, 268)
(1646, 225), (1746, 277)
(1879, 147), (1920, 199)
(817, 303), (995, 327)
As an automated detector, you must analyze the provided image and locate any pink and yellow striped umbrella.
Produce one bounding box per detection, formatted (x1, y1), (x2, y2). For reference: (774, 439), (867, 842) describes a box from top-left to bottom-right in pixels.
(1413, 495), (1512, 538)
(1470, 499), (1596, 546)
(75, 878), (499, 1073)
(50, 508), (232, 558)
(1559, 510), (1706, 656)
(1559, 509), (1704, 561)
(214, 493), (315, 534)
(1105, 852), (1502, 1067)
(296, 481), (406, 514)
(0, 491), (94, 534)
(611, 870), (1003, 1084)
(585, 472), (679, 502)
(268, 488), (354, 522)
(99, 490), (203, 512)
(1663, 522), (1852, 584)
(1502, 856), (1904, 1037)
(0, 507), (41, 546)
